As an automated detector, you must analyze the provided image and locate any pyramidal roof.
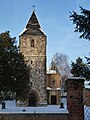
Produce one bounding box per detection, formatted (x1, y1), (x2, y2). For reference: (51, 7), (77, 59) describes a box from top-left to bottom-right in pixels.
(19, 11), (46, 36)
(26, 11), (40, 29)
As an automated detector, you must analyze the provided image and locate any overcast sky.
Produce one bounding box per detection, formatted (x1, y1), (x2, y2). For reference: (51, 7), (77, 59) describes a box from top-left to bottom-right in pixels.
(0, 0), (90, 66)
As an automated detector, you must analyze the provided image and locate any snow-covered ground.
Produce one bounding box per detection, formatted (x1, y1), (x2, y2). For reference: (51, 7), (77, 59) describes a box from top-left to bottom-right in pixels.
(0, 99), (90, 120)
(0, 100), (68, 114)
(61, 97), (67, 109)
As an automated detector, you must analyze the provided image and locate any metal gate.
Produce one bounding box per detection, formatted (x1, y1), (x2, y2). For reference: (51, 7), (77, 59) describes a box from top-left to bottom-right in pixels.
(84, 106), (90, 120)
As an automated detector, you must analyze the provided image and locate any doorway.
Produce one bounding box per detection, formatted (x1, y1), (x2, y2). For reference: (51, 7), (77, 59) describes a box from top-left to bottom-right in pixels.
(51, 95), (57, 105)
(29, 93), (36, 106)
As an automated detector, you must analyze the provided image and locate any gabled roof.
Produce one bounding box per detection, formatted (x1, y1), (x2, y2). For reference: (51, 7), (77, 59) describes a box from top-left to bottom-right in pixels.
(19, 11), (46, 36)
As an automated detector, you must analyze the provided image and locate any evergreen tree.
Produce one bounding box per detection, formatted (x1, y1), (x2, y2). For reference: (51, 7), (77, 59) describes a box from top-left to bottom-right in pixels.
(70, 6), (90, 79)
(71, 57), (90, 80)
(70, 6), (90, 40)
(0, 31), (30, 100)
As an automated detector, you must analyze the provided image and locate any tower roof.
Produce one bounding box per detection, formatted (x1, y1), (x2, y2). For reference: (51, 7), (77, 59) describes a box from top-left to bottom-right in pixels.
(19, 11), (46, 36)
(26, 11), (40, 29)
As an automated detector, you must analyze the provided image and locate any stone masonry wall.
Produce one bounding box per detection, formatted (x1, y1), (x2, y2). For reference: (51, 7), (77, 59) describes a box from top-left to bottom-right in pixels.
(67, 77), (84, 120)
(19, 34), (47, 106)
(0, 113), (69, 120)
(20, 35), (46, 56)
(84, 89), (90, 106)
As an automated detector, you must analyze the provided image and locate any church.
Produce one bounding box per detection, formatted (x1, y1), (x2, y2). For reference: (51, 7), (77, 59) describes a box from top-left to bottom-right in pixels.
(19, 10), (61, 106)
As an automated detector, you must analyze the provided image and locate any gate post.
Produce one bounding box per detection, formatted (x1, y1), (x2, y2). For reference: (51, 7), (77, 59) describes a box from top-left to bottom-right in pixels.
(67, 77), (84, 120)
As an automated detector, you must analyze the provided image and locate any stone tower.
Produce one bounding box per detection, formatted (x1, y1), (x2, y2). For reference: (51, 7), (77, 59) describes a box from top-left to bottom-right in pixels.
(19, 11), (47, 106)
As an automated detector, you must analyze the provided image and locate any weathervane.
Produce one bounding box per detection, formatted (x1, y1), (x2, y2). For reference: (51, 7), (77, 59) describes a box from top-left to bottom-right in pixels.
(32, 5), (35, 11)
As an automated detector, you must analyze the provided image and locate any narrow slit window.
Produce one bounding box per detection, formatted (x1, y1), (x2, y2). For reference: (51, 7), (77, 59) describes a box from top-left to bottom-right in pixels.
(31, 60), (33, 64)
(31, 39), (34, 47)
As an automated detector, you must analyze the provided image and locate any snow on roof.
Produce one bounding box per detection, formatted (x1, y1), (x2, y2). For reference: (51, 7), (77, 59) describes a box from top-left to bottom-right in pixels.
(19, 28), (27, 36)
(0, 100), (68, 114)
(46, 87), (61, 90)
(46, 87), (52, 90)
(56, 88), (61, 90)
(68, 77), (85, 80)
(39, 28), (46, 36)
(47, 70), (56, 74)
(84, 80), (90, 89)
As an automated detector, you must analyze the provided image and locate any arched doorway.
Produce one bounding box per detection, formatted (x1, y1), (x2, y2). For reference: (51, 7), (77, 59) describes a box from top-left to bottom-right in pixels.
(29, 93), (36, 106)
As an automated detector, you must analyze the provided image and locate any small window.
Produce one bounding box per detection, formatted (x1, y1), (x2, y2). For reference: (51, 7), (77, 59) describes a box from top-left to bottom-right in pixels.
(54, 66), (56, 70)
(52, 79), (55, 87)
(31, 39), (34, 47)
(31, 82), (33, 86)
(31, 60), (33, 64)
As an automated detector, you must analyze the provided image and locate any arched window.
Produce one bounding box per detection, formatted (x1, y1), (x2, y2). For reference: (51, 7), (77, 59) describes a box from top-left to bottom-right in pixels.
(31, 39), (34, 47)
(52, 79), (55, 87)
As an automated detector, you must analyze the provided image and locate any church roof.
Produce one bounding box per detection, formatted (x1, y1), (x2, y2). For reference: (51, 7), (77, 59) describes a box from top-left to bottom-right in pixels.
(26, 11), (40, 29)
(19, 11), (46, 36)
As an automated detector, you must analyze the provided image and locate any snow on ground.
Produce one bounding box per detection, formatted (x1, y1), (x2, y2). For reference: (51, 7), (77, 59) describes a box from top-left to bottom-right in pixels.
(61, 97), (67, 109)
(0, 99), (90, 120)
(0, 100), (68, 114)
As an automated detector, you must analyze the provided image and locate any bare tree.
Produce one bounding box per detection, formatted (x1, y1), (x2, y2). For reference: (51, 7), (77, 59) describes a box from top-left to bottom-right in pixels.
(50, 52), (70, 96)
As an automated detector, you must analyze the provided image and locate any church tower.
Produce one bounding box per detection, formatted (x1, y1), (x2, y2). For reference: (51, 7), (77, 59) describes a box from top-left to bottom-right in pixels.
(19, 11), (47, 106)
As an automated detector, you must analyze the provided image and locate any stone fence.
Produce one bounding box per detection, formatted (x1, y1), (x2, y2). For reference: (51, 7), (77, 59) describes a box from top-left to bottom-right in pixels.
(0, 113), (69, 120)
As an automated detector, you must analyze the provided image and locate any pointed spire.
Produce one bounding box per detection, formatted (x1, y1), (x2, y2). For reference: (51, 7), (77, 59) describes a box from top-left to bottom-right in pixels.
(19, 10), (46, 36)
(26, 11), (41, 29)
